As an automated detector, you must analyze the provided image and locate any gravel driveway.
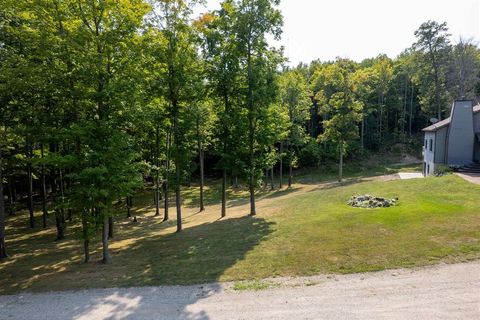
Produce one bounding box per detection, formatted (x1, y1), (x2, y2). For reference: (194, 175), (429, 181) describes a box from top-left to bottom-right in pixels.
(1, 261), (479, 320)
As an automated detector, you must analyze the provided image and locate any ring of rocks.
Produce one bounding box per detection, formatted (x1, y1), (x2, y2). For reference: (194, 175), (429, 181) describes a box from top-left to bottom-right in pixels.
(348, 195), (398, 208)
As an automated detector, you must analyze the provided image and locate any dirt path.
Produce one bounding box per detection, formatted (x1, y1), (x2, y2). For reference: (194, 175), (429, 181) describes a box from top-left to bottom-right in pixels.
(1, 260), (478, 320)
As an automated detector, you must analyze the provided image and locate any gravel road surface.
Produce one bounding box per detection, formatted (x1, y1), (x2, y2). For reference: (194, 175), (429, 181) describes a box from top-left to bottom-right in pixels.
(1, 261), (479, 320)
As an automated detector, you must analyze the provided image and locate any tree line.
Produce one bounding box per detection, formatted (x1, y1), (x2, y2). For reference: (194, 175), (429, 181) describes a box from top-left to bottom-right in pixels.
(1, 0), (480, 263)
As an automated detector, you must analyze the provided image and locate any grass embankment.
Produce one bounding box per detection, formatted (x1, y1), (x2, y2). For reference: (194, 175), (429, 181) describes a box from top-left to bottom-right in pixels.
(1, 161), (479, 294)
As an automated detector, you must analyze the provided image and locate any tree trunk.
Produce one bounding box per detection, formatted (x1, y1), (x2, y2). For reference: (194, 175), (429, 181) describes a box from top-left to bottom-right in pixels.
(247, 41), (256, 216)
(221, 169), (226, 218)
(361, 117), (365, 149)
(82, 209), (89, 263)
(432, 57), (442, 121)
(8, 178), (15, 216)
(264, 169), (268, 189)
(59, 167), (65, 222)
(249, 178), (256, 216)
(155, 125), (160, 217)
(0, 148), (7, 259)
(234, 176), (238, 189)
(65, 170), (72, 221)
(279, 141), (283, 188)
(175, 164), (182, 232)
(402, 77), (408, 142)
(288, 142), (293, 188)
(108, 216), (113, 239)
(409, 84), (414, 137)
(126, 196), (131, 218)
(339, 143), (344, 183)
(288, 164), (293, 188)
(198, 140), (205, 212)
(55, 211), (65, 241)
(221, 94), (230, 218)
(102, 213), (110, 264)
(379, 93), (384, 143)
(27, 143), (34, 229)
(164, 130), (170, 221)
(270, 167), (274, 190)
(173, 101), (182, 233)
(41, 144), (47, 228)
(55, 166), (66, 241)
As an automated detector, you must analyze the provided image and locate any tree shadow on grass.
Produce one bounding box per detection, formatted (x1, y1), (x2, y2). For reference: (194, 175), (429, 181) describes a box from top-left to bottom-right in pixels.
(180, 184), (247, 209)
(123, 216), (274, 286)
(181, 181), (303, 210)
(0, 216), (274, 320)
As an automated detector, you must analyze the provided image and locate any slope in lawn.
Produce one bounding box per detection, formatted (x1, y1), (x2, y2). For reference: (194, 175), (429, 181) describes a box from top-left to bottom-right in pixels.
(1, 175), (479, 294)
(221, 175), (480, 280)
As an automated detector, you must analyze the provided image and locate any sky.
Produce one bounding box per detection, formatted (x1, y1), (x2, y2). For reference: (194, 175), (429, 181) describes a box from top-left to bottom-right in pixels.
(196, 0), (480, 65)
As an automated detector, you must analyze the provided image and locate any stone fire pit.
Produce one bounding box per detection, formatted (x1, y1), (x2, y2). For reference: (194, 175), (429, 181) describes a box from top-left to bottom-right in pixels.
(348, 195), (398, 208)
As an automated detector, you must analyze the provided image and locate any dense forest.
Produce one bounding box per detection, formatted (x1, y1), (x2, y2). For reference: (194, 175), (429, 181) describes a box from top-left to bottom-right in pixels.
(1, 0), (480, 263)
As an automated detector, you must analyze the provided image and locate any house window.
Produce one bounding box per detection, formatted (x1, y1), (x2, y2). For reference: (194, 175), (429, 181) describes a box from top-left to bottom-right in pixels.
(429, 139), (433, 152)
(425, 139), (427, 148)
(427, 164), (430, 174)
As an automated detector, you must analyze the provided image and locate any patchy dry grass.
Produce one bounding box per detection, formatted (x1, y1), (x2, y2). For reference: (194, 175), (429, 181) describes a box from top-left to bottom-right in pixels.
(1, 161), (479, 295)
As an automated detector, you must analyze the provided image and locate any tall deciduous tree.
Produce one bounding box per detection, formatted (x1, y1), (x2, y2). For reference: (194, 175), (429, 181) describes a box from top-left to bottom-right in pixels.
(67, 0), (149, 262)
(316, 61), (363, 182)
(151, 0), (202, 232)
(198, 1), (241, 217)
(449, 38), (480, 100)
(149, 0), (201, 232)
(235, 0), (283, 216)
(372, 56), (393, 143)
(279, 70), (311, 187)
(187, 99), (215, 212)
(413, 20), (451, 120)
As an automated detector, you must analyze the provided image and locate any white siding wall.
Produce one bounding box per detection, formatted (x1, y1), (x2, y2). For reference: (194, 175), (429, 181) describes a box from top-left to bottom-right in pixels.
(423, 132), (435, 176)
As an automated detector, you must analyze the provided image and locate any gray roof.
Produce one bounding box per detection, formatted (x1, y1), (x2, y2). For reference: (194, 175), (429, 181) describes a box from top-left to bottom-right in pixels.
(422, 104), (480, 132)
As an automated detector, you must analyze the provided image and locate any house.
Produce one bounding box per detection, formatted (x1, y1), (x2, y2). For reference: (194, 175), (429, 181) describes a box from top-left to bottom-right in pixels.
(422, 100), (480, 176)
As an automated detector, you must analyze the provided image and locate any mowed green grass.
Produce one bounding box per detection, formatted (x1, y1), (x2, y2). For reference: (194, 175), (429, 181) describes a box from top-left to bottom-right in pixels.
(221, 175), (480, 279)
(1, 174), (480, 294)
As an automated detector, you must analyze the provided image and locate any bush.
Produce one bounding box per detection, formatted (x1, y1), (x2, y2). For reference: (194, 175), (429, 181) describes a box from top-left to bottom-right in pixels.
(434, 164), (452, 176)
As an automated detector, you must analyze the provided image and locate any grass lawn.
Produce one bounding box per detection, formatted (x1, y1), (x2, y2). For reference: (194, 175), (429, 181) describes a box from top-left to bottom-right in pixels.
(1, 166), (480, 294)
